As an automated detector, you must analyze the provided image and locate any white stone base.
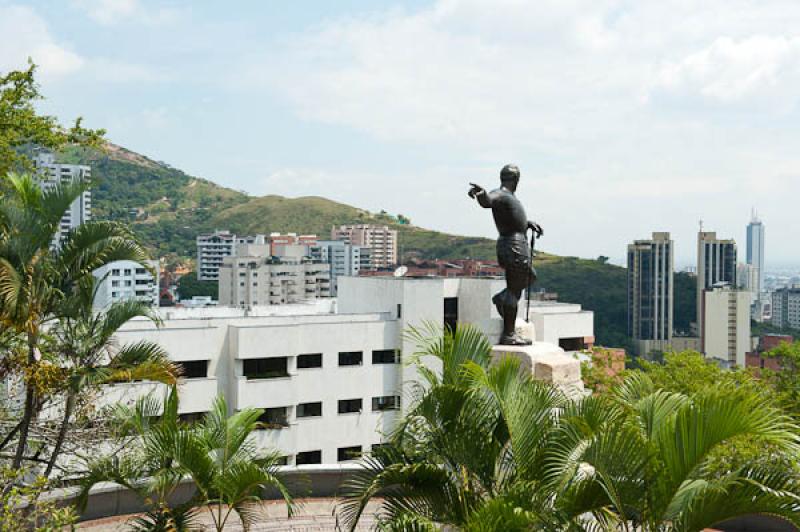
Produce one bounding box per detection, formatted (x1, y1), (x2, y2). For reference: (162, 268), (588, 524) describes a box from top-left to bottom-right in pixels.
(490, 342), (586, 398)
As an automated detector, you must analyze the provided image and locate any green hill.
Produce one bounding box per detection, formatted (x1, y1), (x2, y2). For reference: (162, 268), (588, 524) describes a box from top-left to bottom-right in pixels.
(64, 144), (695, 348)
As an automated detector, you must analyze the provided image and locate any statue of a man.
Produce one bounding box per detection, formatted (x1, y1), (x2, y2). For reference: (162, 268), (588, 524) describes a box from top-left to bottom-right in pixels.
(468, 164), (543, 345)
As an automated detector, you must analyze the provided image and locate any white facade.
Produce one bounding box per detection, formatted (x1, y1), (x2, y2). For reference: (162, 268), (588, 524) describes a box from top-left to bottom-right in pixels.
(331, 225), (398, 269)
(311, 240), (371, 295)
(93, 260), (160, 310)
(702, 286), (751, 368)
(34, 152), (91, 247)
(108, 277), (593, 465)
(218, 255), (331, 308)
(196, 231), (268, 281)
(746, 214), (765, 295)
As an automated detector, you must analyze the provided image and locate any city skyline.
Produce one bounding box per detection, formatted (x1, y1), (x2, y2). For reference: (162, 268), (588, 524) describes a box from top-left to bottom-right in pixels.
(3, 1), (800, 263)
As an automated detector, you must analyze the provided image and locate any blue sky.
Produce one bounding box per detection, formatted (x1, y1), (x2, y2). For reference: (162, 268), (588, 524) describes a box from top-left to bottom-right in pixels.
(3, 0), (800, 266)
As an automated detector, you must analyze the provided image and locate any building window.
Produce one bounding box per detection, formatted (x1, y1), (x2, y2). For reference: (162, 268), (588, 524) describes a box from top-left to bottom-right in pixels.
(338, 398), (363, 414)
(372, 396), (400, 411)
(257, 407), (289, 429)
(337, 445), (362, 462)
(112, 269), (120, 276)
(338, 351), (363, 366)
(371, 442), (390, 453)
(444, 297), (458, 332)
(124, 269), (132, 275)
(178, 412), (207, 424)
(296, 402), (322, 418)
(297, 353), (322, 369)
(274, 455), (289, 466)
(177, 360), (208, 379)
(295, 450), (322, 465)
(111, 280), (119, 287)
(125, 280), (132, 287)
(135, 268), (146, 274)
(397, 304), (402, 319)
(243, 357), (289, 379)
(372, 350), (399, 364)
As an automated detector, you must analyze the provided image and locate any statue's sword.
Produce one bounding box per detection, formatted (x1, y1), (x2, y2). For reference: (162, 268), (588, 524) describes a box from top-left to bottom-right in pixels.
(525, 229), (536, 323)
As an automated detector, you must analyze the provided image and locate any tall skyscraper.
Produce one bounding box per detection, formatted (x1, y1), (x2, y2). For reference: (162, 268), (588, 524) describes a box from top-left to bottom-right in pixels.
(746, 211), (765, 295)
(627, 232), (674, 354)
(331, 225), (398, 269)
(34, 152), (91, 247)
(697, 231), (737, 340)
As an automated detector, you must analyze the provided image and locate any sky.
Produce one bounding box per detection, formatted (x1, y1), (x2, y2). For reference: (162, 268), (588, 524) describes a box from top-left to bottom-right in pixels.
(2, 0), (799, 267)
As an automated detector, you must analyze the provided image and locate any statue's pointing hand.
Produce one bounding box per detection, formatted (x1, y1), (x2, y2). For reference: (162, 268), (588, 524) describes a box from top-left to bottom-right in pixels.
(468, 182), (485, 199)
(528, 221), (544, 238)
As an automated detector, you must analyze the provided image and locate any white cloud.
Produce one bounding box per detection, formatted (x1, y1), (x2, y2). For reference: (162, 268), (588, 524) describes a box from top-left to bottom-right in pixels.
(0, 5), (84, 79)
(71, 0), (181, 26)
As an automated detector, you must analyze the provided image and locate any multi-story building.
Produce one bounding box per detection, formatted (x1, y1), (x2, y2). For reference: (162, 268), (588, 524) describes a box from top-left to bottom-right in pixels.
(109, 276), (593, 465)
(696, 231), (737, 339)
(331, 225), (398, 269)
(310, 240), (371, 295)
(269, 233), (318, 256)
(772, 288), (800, 329)
(218, 254), (331, 308)
(702, 286), (751, 368)
(196, 231), (268, 281)
(93, 260), (160, 310)
(746, 212), (765, 295)
(627, 232), (674, 355)
(34, 151), (91, 247)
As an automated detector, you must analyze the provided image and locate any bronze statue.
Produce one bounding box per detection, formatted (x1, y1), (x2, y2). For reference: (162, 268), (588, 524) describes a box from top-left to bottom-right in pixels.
(469, 164), (542, 345)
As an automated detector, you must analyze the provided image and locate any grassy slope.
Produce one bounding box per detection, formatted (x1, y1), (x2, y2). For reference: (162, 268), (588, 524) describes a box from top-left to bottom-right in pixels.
(72, 143), (676, 347)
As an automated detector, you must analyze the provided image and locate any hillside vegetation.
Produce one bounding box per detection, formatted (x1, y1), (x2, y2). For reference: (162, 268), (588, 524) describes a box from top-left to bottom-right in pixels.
(65, 144), (684, 347)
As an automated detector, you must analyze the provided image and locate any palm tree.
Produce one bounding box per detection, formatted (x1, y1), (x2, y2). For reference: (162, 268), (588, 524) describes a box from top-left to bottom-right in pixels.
(42, 276), (180, 478)
(0, 173), (150, 469)
(340, 324), (800, 531)
(79, 391), (294, 531)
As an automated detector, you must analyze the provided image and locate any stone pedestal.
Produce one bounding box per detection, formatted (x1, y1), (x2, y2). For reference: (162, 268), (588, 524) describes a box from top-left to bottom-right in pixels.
(490, 342), (586, 398)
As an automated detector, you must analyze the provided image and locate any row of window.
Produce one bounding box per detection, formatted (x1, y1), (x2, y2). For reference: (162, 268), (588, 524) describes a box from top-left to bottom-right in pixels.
(243, 350), (399, 379)
(296, 444), (386, 465)
(110, 268), (148, 276)
(255, 396), (401, 427)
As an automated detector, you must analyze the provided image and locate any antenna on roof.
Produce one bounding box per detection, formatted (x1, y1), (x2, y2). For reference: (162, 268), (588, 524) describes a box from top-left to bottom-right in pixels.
(394, 266), (408, 277)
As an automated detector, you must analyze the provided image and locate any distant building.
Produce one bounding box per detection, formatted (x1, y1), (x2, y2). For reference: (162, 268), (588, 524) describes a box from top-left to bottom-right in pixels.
(772, 287), (800, 329)
(310, 240), (371, 295)
(627, 232), (674, 355)
(93, 260), (159, 310)
(34, 151), (91, 247)
(331, 225), (398, 269)
(696, 231), (737, 340)
(196, 231), (267, 281)
(218, 255), (331, 308)
(702, 285), (751, 368)
(269, 233), (318, 256)
(746, 212), (765, 294)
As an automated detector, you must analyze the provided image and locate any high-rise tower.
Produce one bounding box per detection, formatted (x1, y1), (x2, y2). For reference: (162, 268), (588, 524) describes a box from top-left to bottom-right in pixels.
(746, 211), (765, 295)
(628, 232), (674, 354)
(697, 231), (737, 340)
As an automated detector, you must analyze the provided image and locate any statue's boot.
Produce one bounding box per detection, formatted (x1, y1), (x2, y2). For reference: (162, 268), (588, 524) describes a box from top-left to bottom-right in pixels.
(499, 332), (533, 346)
(492, 291), (506, 319)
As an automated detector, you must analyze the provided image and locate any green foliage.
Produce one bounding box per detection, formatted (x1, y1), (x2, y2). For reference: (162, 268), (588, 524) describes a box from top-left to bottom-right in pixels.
(762, 341), (800, 418)
(176, 271), (218, 299)
(0, 62), (104, 177)
(80, 390), (292, 532)
(340, 327), (800, 531)
(635, 351), (760, 397)
(0, 468), (76, 530)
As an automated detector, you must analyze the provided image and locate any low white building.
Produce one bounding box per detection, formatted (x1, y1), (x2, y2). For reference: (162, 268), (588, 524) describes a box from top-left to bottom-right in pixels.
(93, 260), (159, 310)
(702, 285), (751, 368)
(310, 241), (371, 295)
(108, 277), (594, 465)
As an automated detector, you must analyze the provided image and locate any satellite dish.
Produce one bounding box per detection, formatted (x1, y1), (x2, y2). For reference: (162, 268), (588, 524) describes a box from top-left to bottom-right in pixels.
(394, 266), (408, 277)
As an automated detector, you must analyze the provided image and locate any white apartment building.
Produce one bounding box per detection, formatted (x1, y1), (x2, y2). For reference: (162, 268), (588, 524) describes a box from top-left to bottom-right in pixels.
(772, 288), (800, 329)
(310, 240), (371, 295)
(34, 152), (91, 247)
(331, 225), (398, 269)
(702, 286), (751, 368)
(218, 255), (331, 308)
(196, 231), (267, 281)
(109, 277), (594, 466)
(93, 260), (160, 310)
